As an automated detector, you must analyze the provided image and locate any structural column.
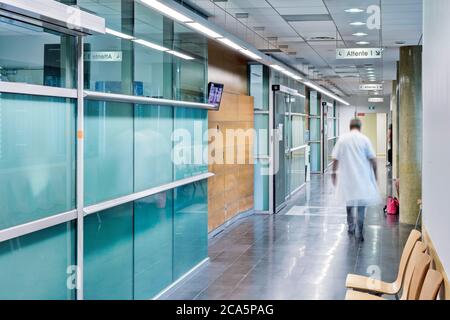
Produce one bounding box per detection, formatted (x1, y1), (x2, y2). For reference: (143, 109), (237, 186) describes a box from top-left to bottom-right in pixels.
(398, 46), (422, 224)
(391, 79), (399, 180)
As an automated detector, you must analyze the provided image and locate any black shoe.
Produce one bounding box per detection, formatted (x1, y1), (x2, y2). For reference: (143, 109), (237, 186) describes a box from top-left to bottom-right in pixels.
(348, 229), (355, 235)
(357, 235), (365, 242)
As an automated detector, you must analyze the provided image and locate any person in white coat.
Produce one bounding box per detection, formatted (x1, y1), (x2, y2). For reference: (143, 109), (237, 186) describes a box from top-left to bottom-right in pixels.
(331, 118), (380, 241)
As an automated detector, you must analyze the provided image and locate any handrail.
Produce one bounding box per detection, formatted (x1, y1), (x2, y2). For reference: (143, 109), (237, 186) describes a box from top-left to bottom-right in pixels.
(83, 172), (214, 215)
(84, 90), (218, 110)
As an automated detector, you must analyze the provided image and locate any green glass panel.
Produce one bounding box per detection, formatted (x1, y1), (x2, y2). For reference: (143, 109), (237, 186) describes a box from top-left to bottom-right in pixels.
(173, 22), (208, 103)
(254, 159), (269, 211)
(292, 115), (306, 148)
(81, 0), (134, 95)
(254, 114), (269, 157)
(134, 105), (173, 191)
(0, 222), (75, 300)
(291, 95), (305, 114)
(310, 142), (321, 173)
(310, 91), (319, 116)
(173, 180), (208, 279)
(134, 191), (173, 299)
(134, 2), (166, 99)
(0, 17), (76, 88)
(291, 149), (306, 192)
(173, 108), (208, 180)
(310, 118), (321, 141)
(84, 100), (133, 205)
(84, 203), (134, 300)
(0, 93), (75, 230)
(250, 64), (264, 110)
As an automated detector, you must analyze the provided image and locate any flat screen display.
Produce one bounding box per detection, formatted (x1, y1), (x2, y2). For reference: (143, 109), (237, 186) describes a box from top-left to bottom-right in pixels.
(207, 82), (224, 107)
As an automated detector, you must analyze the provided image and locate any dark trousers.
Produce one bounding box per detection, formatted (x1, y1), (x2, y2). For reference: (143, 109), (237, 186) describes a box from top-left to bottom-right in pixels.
(346, 206), (366, 235)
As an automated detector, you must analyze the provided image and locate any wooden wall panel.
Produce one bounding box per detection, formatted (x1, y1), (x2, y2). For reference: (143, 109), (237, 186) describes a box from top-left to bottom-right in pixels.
(207, 41), (254, 232)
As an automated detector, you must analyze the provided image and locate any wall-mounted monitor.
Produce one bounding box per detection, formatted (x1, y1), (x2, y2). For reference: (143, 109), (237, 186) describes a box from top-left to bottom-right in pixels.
(207, 82), (224, 108)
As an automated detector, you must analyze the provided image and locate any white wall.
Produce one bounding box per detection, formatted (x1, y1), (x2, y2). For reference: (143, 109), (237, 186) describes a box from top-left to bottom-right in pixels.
(423, 0), (450, 275)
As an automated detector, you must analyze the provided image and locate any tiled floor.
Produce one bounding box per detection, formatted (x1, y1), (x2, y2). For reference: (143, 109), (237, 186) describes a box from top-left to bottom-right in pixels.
(164, 162), (412, 300)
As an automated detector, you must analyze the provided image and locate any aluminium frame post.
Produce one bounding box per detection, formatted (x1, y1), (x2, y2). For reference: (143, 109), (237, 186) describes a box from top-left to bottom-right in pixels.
(76, 35), (84, 300)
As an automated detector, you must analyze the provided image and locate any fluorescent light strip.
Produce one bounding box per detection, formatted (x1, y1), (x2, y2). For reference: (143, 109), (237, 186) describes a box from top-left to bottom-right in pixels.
(218, 38), (243, 50)
(186, 22), (222, 38)
(345, 8), (364, 13)
(133, 39), (168, 51)
(239, 49), (261, 60)
(167, 50), (194, 60)
(270, 65), (285, 72)
(105, 28), (135, 40)
(350, 21), (366, 26)
(304, 81), (350, 106)
(140, 0), (193, 23)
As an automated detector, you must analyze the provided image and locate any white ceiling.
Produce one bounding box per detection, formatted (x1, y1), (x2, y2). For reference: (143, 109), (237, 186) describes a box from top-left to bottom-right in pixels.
(185, 0), (423, 98)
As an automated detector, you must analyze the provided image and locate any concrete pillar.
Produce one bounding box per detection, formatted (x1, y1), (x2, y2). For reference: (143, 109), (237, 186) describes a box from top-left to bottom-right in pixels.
(398, 46), (422, 225)
(391, 79), (399, 180)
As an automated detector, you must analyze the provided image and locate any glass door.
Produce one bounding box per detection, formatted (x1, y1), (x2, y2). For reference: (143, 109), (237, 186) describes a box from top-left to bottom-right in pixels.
(274, 91), (289, 213)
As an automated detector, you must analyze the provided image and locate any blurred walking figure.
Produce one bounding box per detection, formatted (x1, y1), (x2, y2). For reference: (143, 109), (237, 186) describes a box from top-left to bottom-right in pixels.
(331, 118), (380, 242)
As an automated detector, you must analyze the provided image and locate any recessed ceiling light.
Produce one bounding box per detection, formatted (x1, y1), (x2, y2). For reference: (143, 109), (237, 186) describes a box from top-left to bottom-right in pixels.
(350, 21), (366, 26)
(356, 41), (370, 45)
(353, 32), (368, 37)
(345, 8), (364, 13)
(366, 67), (374, 70)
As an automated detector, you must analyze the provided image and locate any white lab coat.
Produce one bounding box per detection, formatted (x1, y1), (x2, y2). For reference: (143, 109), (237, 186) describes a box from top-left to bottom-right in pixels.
(332, 130), (381, 207)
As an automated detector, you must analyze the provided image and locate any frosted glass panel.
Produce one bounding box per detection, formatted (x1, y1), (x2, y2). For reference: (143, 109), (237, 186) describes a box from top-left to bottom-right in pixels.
(310, 118), (321, 141)
(84, 203), (134, 300)
(0, 93), (75, 230)
(0, 18), (76, 88)
(173, 180), (208, 279)
(292, 116), (306, 147)
(173, 108), (208, 180)
(84, 100), (133, 205)
(134, 191), (173, 299)
(254, 160), (269, 211)
(135, 105), (173, 191)
(254, 114), (269, 156)
(0, 222), (75, 300)
(310, 142), (321, 173)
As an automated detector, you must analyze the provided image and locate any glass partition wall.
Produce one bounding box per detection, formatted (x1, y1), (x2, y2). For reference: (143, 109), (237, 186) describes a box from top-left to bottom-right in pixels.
(0, 1), (210, 300)
(250, 64), (270, 212)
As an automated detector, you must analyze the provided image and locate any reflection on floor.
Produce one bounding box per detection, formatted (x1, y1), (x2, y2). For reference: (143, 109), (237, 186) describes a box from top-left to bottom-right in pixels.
(164, 162), (412, 300)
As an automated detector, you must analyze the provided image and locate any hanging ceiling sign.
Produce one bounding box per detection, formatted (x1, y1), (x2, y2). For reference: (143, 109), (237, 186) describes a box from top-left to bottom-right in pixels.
(359, 84), (383, 91)
(336, 48), (382, 59)
(368, 97), (384, 103)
